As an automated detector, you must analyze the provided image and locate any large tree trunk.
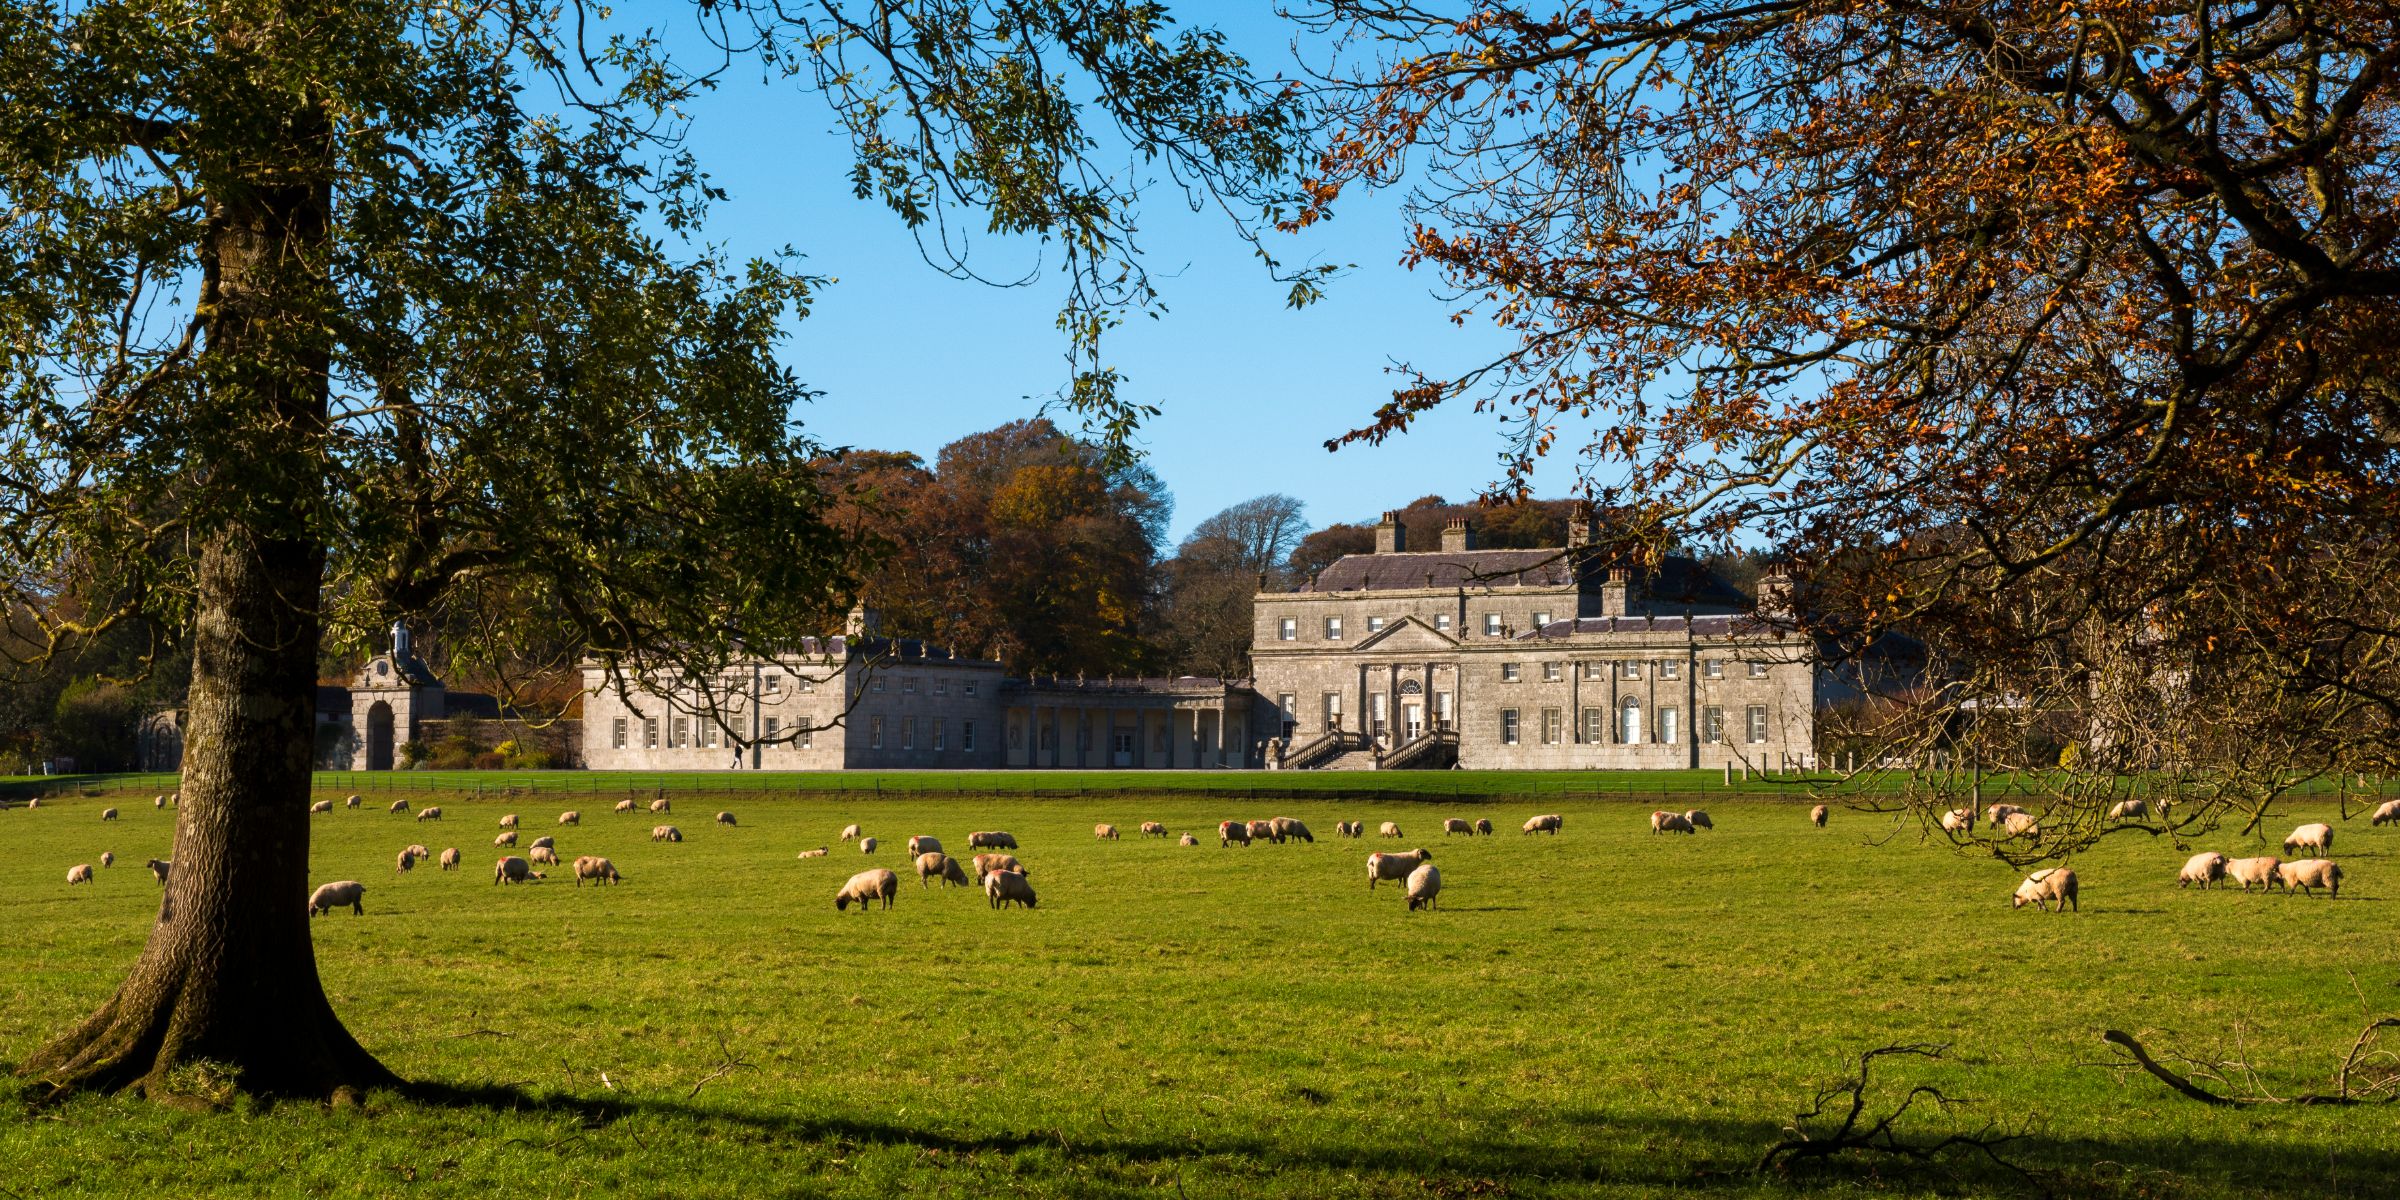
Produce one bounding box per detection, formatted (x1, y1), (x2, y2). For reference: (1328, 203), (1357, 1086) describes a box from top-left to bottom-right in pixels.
(19, 33), (392, 1097)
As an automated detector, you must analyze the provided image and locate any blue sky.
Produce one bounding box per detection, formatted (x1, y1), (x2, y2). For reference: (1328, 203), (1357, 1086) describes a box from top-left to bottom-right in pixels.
(657, 5), (1589, 544)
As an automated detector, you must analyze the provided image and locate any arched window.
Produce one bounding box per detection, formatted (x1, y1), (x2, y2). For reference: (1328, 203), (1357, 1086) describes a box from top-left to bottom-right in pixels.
(1619, 695), (1644, 744)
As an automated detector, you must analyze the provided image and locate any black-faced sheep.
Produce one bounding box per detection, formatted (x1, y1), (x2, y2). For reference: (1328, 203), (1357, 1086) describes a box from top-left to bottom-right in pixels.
(836, 868), (898, 911)
(2275, 858), (2342, 898)
(574, 855), (623, 886)
(309, 880), (366, 916)
(1094, 823), (1120, 841)
(1367, 849), (1430, 889)
(1140, 821), (1168, 838)
(67, 863), (93, 885)
(1405, 862), (1442, 912)
(971, 853), (1022, 880)
(984, 868), (1037, 910)
(1443, 818), (1473, 837)
(967, 830), (1015, 850)
(1525, 814), (1563, 835)
(1218, 820), (1251, 848)
(493, 856), (541, 884)
(415, 805), (442, 822)
(2178, 852), (2226, 889)
(1271, 817), (1314, 843)
(2012, 868), (2078, 913)
(1809, 805), (1828, 828)
(309, 799), (333, 815)
(2283, 823), (2333, 858)
(917, 852), (971, 888)
(146, 858), (170, 885)
(651, 825), (682, 843)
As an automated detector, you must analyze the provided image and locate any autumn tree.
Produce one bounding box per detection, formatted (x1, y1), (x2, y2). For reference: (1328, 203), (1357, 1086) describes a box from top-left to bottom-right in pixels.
(1163, 493), (1309, 677)
(1296, 1), (2400, 846)
(1, 1), (1304, 1098)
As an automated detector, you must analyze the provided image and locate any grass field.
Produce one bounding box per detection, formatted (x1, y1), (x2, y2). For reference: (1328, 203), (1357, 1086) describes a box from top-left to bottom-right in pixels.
(3, 788), (2395, 1198)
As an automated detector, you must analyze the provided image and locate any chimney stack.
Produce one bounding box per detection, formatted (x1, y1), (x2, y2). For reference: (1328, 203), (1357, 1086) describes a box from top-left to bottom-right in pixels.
(1565, 502), (1599, 550)
(1600, 566), (1636, 618)
(1440, 517), (1476, 553)
(1373, 510), (1406, 554)
(844, 605), (880, 637)
(1756, 561), (1796, 618)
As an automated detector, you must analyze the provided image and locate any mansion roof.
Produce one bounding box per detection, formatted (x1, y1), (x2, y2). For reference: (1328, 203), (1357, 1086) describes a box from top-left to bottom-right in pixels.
(1297, 547), (1750, 610)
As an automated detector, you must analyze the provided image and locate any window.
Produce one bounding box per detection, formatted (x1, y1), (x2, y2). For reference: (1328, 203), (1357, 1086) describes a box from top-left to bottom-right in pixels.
(902, 677), (918, 695)
(935, 680), (948, 696)
(964, 680), (977, 698)
(1658, 707), (1680, 744)
(1278, 693), (1297, 718)
(932, 719), (946, 751)
(1484, 613), (1504, 636)
(1367, 616), (1385, 633)
(1621, 661), (1643, 680)
(701, 722), (717, 749)
(1500, 709), (1521, 744)
(764, 675), (781, 694)
(611, 718), (628, 749)
(1279, 617), (1298, 641)
(1702, 705), (1724, 743)
(1750, 661), (1771, 678)
(902, 717), (916, 750)
(797, 677), (815, 693)
(1325, 616), (1343, 640)
(1704, 659), (1724, 679)
(872, 678), (886, 693)
(869, 717), (884, 749)
(1747, 705), (1769, 743)
(1541, 708), (1563, 745)
(1543, 661), (1562, 682)
(1581, 661), (1602, 679)
(1662, 661), (1681, 681)
(1010, 721), (1024, 749)
(1322, 692), (1343, 729)
(1582, 708), (1605, 743)
(1532, 610), (1552, 628)
(1501, 662), (1521, 682)
(1619, 696), (1644, 744)
(643, 718), (659, 749)
(672, 716), (689, 748)
(764, 716), (781, 742)
(798, 726), (813, 749)
(961, 720), (975, 751)
(1435, 614), (1453, 632)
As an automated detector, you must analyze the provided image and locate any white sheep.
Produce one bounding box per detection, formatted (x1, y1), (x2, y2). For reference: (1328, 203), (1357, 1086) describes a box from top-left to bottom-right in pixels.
(971, 853), (1023, 880)
(396, 847), (419, 873)
(388, 799), (409, 814)
(968, 830), (1015, 850)
(1650, 811), (1694, 835)
(836, 868), (898, 911)
(842, 823), (863, 841)
(560, 811), (582, 826)
(1940, 808), (1974, 833)
(2275, 858), (2343, 899)
(574, 855), (622, 886)
(309, 881), (367, 916)
(99, 806), (117, 821)
(1525, 813), (1564, 835)
(1405, 862), (1443, 912)
(2177, 852), (2227, 889)
(1443, 818), (1473, 837)
(652, 825), (683, 843)
(1094, 823), (1120, 841)
(907, 835), (944, 858)
(310, 799), (333, 815)
(859, 835), (879, 854)
(1141, 821), (1168, 838)
(1473, 818), (1493, 836)
(1986, 804), (2024, 826)
(715, 811), (736, 827)
(1218, 820), (1251, 847)
(2373, 800), (2400, 827)
(984, 868), (1037, 910)
(345, 794), (360, 809)
(2012, 868), (2079, 913)
(1248, 819), (1279, 843)
(796, 847), (829, 859)
(1179, 833), (1199, 846)
(2226, 856), (2282, 893)
(415, 805), (442, 822)
(917, 852), (970, 888)
(649, 797), (671, 814)
(529, 835), (554, 851)
(1683, 809), (1713, 831)
(494, 831), (518, 847)
(1810, 805), (1829, 828)
(493, 855), (541, 884)
(2001, 811), (2042, 841)
(1271, 817), (1314, 843)
(155, 794), (169, 809)
(499, 813), (520, 828)
(146, 858), (170, 885)
(2107, 799), (2148, 821)
(67, 863), (93, 885)
(1333, 821), (1359, 838)
(529, 845), (560, 866)
(100, 850), (114, 868)
(2283, 823), (2333, 858)
(1367, 848), (1431, 889)
(440, 847), (461, 871)
(614, 798), (637, 814)
(1378, 820), (1402, 838)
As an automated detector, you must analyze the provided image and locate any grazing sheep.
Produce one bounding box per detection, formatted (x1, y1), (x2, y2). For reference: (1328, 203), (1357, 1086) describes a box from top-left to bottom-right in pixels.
(95, 806), (116, 821)
(1649, 811), (1694, 835)
(155, 794), (169, 809)
(796, 847), (829, 859)
(560, 811), (582, 827)
(100, 851), (114, 868)
(495, 831), (518, 847)
(146, 858), (170, 885)
(1474, 818), (1493, 836)
(309, 800), (333, 815)
(967, 830), (1016, 850)
(1940, 808), (1975, 833)
(649, 798), (671, 814)
(2373, 799), (2400, 827)
(835, 868), (899, 911)
(67, 863), (93, 885)
(1405, 862), (1443, 911)
(574, 855), (623, 886)
(493, 856), (541, 884)
(396, 848), (419, 873)
(906, 835), (944, 858)
(439, 847), (461, 871)
(651, 825), (683, 843)
(1525, 814), (1564, 835)
(529, 845), (560, 866)
(406, 844), (429, 863)
(1379, 821), (1402, 839)
(971, 853), (1023, 880)
(1986, 804), (2024, 826)
(1333, 821), (1359, 838)
(1141, 821), (1168, 838)
(1218, 820), (1251, 848)
(1095, 823), (1120, 841)
(1249, 819), (1280, 844)
(2177, 852), (2227, 889)
(2107, 799), (2148, 821)
(23, 798), (36, 809)
(614, 798), (637, 814)
(2001, 811), (2042, 841)
(1444, 818), (1474, 837)
(345, 794), (360, 809)
(841, 823), (863, 842)
(984, 868), (1037, 910)
(1367, 848), (1431, 889)
(1810, 805), (1829, 828)
(1179, 833), (1199, 846)
(859, 836), (879, 854)
(2283, 823), (2334, 858)
(1271, 817), (1315, 844)
(416, 805), (442, 822)
(1683, 810), (1713, 831)
(388, 799), (409, 814)
(499, 813), (520, 828)
(308, 880), (367, 916)
(2012, 867), (2079, 913)
(2275, 858), (2343, 899)
(918, 852), (971, 889)
(715, 811), (736, 827)
(2226, 856), (2283, 893)
(530, 835), (555, 851)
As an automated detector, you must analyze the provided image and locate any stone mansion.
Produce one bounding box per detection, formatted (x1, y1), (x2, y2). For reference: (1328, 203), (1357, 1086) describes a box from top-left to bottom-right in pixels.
(570, 508), (1821, 772)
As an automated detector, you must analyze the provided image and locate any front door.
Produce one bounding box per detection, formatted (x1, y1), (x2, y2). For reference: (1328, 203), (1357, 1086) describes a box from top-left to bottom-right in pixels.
(1112, 730), (1134, 767)
(1404, 704), (1424, 739)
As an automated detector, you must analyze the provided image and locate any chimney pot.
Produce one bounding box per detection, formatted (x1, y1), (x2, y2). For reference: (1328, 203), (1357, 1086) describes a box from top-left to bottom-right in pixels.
(1374, 510), (1407, 554)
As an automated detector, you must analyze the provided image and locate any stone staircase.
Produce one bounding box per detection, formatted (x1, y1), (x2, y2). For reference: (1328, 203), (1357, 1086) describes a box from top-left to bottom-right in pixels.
(1314, 748), (1385, 771)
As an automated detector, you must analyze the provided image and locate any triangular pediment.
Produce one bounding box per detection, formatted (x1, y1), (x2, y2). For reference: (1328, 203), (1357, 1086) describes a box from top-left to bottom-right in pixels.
(1352, 617), (1459, 653)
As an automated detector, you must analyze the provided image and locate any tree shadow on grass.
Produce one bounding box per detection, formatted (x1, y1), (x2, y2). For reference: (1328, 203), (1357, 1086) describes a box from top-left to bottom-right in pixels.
(396, 1079), (2400, 1197)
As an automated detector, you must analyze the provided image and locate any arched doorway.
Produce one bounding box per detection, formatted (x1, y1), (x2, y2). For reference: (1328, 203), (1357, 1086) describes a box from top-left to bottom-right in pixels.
(366, 701), (395, 770)
(1619, 695), (1644, 745)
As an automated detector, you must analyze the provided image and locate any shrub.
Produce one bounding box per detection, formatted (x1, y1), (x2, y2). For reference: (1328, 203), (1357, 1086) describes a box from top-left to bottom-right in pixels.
(472, 751), (507, 770)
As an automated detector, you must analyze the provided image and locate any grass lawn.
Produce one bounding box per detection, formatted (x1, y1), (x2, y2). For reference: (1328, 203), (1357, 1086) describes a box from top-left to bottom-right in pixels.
(2, 789), (2394, 1197)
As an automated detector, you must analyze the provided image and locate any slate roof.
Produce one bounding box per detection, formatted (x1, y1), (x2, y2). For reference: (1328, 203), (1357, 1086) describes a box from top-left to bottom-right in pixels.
(1298, 548), (1752, 610)
(787, 636), (992, 663)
